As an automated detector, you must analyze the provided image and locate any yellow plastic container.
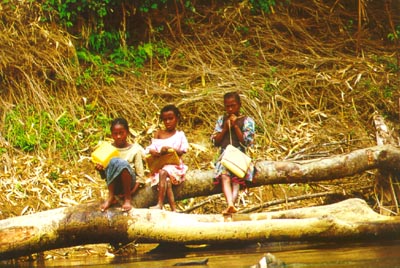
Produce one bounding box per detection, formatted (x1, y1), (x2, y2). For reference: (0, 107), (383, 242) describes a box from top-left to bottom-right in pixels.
(91, 142), (119, 167)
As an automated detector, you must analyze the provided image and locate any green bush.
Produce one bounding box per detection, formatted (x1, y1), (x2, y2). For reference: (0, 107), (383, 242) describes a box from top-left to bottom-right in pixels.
(4, 104), (111, 159)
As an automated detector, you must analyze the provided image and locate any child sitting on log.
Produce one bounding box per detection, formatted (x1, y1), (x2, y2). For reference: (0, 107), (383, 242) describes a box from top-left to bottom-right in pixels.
(95, 117), (146, 212)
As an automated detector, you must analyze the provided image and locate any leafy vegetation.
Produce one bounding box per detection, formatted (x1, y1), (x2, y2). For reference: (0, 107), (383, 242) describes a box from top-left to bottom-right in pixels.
(75, 40), (171, 86)
(4, 103), (111, 159)
(249, 0), (277, 13)
(41, 0), (172, 86)
(387, 24), (400, 42)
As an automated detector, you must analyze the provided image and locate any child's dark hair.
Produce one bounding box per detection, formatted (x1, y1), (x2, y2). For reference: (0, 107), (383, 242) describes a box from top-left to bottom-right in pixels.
(110, 117), (129, 132)
(160, 104), (181, 121)
(224, 91), (241, 104)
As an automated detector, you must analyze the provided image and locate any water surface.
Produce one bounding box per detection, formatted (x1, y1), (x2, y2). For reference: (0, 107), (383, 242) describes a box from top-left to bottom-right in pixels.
(4, 240), (400, 267)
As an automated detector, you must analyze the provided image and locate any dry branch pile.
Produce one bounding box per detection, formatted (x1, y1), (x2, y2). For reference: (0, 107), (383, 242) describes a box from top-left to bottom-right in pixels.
(0, 0), (399, 220)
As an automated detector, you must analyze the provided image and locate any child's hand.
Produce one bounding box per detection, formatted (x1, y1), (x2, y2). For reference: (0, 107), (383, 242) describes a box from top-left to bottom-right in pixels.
(160, 146), (173, 155)
(150, 149), (161, 157)
(95, 163), (104, 171)
(224, 114), (237, 129)
(228, 114), (237, 127)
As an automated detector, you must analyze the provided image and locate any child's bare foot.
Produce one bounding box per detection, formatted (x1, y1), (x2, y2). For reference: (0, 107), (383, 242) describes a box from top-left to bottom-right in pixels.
(149, 204), (163, 210)
(222, 205), (238, 215)
(100, 197), (117, 212)
(122, 199), (132, 212)
(169, 203), (177, 212)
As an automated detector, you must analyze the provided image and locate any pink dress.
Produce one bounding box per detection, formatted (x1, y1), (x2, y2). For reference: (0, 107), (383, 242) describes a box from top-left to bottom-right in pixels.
(145, 130), (189, 187)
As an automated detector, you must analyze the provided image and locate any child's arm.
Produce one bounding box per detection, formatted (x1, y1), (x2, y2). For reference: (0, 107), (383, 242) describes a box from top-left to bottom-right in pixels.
(174, 131), (189, 157)
(174, 147), (187, 157)
(211, 116), (229, 146)
(130, 181), (142, 195)
(95, 163), (106, 179)
(134, 150), (146, 183)
(149, 148), (161, 156)
(146, 141), (160, 157)
(131, 148), (146, 195)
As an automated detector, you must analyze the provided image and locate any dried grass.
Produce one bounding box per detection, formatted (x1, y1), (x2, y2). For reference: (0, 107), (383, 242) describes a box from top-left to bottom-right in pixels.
(0, 0), (399, 219)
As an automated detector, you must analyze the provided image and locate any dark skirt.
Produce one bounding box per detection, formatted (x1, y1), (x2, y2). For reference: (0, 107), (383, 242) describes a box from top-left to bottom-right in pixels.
(104, 157), (136, 195)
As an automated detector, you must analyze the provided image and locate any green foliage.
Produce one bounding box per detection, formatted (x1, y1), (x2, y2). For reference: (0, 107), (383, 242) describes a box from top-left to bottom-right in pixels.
(2, 0), (17, 10)
(387, 25), (400, 42)
(373, 55), (399, 73)
(236, 26), (249, 34)
(80, 103), (112, 138)
(48, 170), (60, 181)
(6, 107), (40, 152)
(41, 0), (115, 28)
(383, 85), (394, 98)
(360, 78), (393, 100)
(183, 0), (195, 12)
(263, 66), (278, 92)
(249, 0), (290, 14)
(4, 103), (112, 159)
(88, 31), (121, 53)
(249, 0), (276, 13)
(75, 48), (111, 87)
(41, 0), (170, 30)
(5, 107), (66, 152)
(344, 20), (354, 32)
(138, 0), (167, 12)
(40, 1), (173, 85)
(76, 41), (171, 87)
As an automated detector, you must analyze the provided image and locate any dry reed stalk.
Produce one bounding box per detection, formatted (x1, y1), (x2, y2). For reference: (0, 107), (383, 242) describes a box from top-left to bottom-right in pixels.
(0, 0), (399, 218)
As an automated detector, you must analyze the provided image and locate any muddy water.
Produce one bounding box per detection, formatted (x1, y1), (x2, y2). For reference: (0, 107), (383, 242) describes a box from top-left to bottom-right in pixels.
(4, 240), (400, 267)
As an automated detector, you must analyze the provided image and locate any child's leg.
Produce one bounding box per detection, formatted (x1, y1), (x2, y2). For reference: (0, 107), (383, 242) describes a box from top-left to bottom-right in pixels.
(120, 169), (132, 211)
(221, 174), (237, 214)
(101, 182), (116, 211)
(166, 180), (176, 211)
(232, 182), (240, 205)
(151, 169), (168, 209)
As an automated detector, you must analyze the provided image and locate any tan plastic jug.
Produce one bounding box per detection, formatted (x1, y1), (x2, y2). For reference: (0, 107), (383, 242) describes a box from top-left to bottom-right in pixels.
(220, 145), (251, 178)
(91, 142), (119, 167)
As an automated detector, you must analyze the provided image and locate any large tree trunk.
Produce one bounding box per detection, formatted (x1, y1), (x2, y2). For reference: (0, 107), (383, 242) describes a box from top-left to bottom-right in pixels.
(131, 144), (400, 208)
(1, 198), (400, 260)
(2, 144), (400, 260)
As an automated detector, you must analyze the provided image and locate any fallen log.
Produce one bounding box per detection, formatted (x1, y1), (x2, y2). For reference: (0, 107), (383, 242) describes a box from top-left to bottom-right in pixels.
(2, 144), (400, 260)
(1, 198), (400, 260)
(373, 114), (400, 215)
(130, 144), (400, 208)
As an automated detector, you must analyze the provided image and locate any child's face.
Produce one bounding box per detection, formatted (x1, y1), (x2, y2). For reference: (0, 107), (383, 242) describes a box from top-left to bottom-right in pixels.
(224, 96), (241, 116)
(111, 124), (128, 148)
(161, 110), (178, 132)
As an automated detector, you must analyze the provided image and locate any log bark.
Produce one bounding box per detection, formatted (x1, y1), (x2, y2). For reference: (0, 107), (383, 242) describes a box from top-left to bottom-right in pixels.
(131, 144), (400, 208)
(1, 198), (400, 260)
(2, 144), (400, 260)
(373, 115), (400, 215)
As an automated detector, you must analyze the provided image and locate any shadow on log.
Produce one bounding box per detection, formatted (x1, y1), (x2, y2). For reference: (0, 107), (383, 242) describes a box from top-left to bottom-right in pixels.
(2, 145), (400, 260)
